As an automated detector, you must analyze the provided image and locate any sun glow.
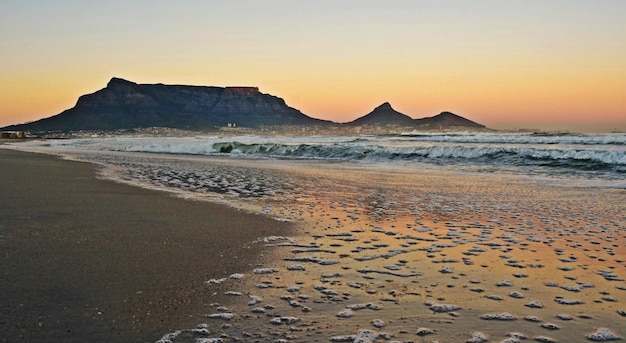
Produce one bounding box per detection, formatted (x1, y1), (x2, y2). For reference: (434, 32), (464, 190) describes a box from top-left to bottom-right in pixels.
(1, 1), (625, 131)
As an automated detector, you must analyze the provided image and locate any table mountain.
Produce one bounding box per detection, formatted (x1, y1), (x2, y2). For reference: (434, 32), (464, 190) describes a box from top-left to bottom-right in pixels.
(6, 78), (329, 132)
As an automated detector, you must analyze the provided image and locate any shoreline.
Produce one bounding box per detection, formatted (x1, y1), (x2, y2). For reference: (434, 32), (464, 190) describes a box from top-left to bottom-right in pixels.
(2, 141), (624, 342)
(0, 148), (293, 342)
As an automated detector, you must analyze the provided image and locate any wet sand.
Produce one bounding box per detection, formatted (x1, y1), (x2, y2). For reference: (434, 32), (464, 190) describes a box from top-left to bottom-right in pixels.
(3, 143), (625, 342)
(174, 161), (625, 342)
(88, 152), (622, 343)
(0, 148), (292, 343)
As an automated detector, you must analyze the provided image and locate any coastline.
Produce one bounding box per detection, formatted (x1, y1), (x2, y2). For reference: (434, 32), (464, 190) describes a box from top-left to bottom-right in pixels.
(0, 147), (292, 343)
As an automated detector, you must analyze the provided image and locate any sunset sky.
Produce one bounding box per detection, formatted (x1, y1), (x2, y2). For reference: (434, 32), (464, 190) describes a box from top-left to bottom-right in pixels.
(1, 1), (625, 132)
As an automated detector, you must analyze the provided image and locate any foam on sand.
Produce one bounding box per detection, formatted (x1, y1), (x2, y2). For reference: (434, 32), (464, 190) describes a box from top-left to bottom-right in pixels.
(4, 140), (624, 343)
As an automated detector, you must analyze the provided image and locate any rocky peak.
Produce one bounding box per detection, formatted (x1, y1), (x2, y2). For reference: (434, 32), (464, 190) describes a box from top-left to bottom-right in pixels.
(374, 102), (394, 110)
(106, 77), (138, 89)
(348, 102), (414, 126)
(76, 77), (156, 108)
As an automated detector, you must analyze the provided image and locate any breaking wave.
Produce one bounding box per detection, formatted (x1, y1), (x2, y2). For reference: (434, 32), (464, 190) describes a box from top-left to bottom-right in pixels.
(49, 132), (626, 180)
(398, 132), (626, 145)
(209, 141), (624, 170)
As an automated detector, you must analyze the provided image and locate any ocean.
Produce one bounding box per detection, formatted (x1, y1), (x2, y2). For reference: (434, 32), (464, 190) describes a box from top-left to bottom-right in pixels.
(7, 132), (626, 342)
(49, 132), (626, 186)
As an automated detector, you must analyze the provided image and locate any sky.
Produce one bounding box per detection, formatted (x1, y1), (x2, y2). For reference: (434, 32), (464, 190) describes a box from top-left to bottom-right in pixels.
(1, 1), (625, 132)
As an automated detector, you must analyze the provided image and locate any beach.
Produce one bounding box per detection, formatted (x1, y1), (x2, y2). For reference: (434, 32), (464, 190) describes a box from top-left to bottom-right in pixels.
(2, 136), (625, 342)
(0, 147), (292, 342)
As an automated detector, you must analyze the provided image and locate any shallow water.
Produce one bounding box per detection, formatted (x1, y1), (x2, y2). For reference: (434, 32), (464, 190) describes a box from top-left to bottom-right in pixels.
(6, 141), (626, 342)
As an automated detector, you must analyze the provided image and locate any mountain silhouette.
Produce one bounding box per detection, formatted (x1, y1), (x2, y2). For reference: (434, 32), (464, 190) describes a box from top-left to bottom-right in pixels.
(5, 78), (328, 131)
(3, 78), (487, 132)
(347, 102), (415, 126)
(348, 103), (485, 129)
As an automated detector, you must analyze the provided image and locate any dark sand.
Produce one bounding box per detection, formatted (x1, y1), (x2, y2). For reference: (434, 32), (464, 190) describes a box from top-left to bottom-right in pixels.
(0, 148), (291, 343)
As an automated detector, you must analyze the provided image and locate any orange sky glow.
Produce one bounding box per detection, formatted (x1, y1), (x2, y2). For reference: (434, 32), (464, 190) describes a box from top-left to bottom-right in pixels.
(1, 1), (625, 132)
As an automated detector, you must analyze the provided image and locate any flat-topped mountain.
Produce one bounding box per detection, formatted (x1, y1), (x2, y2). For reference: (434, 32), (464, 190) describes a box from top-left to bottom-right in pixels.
(6, 78), (328, 132)
(3, 78), (487, 132)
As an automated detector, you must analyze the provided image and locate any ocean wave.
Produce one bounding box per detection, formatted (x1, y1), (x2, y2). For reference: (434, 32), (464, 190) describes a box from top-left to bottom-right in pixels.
(398, 132), (626, 145)
(49, 135), (626, 178)
(211, 142), (625, 168)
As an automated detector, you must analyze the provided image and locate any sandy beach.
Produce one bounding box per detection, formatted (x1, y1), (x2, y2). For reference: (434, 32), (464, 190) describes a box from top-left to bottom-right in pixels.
(2, 139), (624, 343)
(0, 147), (292, 343)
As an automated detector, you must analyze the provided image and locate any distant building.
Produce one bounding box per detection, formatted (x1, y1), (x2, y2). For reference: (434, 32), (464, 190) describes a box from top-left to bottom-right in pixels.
(0, 131), (26, 139)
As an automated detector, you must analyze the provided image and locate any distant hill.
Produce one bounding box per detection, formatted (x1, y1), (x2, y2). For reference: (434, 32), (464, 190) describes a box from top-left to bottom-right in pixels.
(4, 77), (329, 132)
(347, 102), (415, 126)
(3, 78), (487, 132)
(414, 111), (485, 129)
(347, 103), (485, 129)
